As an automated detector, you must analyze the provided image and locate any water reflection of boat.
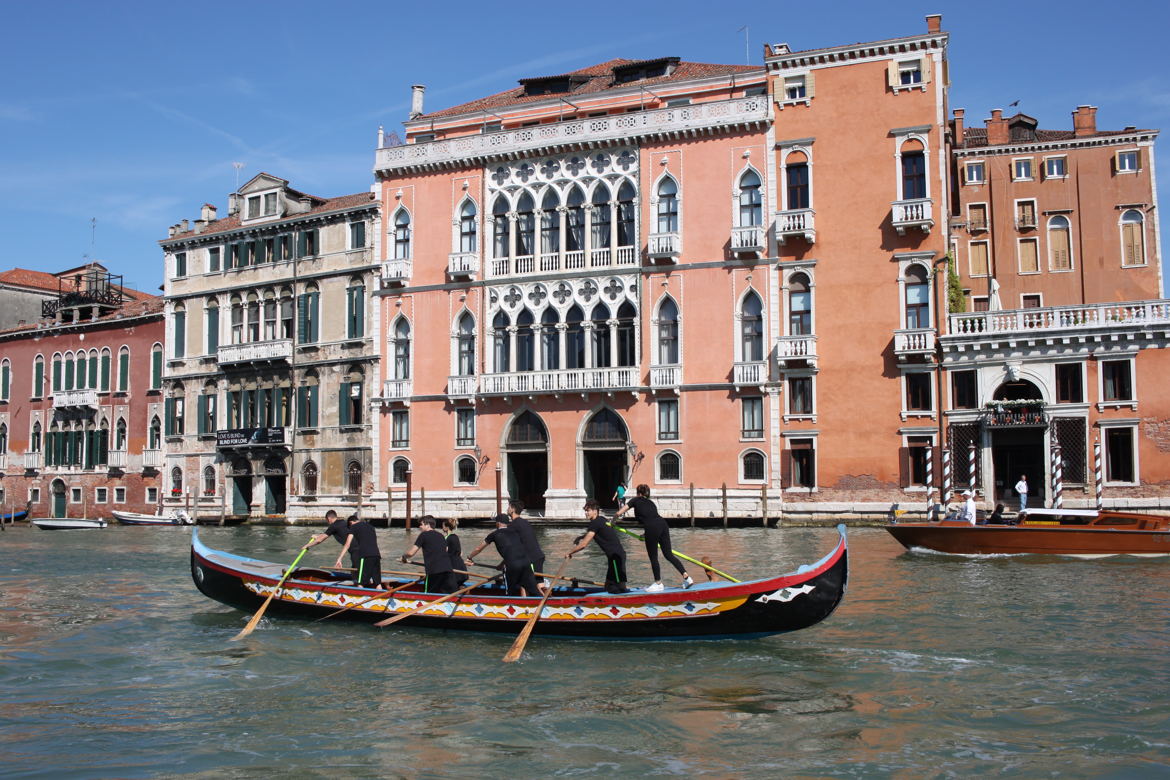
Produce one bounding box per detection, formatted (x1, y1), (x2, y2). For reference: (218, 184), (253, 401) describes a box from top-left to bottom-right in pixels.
(886, 509), (1170, 555)
(31, 517), (108, 530)
(191, 526), (848, 640)
(113, 510), (192, 526)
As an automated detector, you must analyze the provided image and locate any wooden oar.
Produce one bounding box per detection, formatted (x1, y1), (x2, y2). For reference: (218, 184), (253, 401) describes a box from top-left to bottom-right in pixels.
(503, 556), (569, 663)
(607, 523), (741, 583)
(373, 575), (503, 628)
(231, 547), (308, 640)
(313, 578), (423, 622)
(468, 561), (606, 588)
(402, 560), (494, 581)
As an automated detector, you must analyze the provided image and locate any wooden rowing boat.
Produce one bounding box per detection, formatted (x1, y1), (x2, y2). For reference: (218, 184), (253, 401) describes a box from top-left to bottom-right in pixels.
(886, 508), (1170, 555)
(191, 526), (848, 640)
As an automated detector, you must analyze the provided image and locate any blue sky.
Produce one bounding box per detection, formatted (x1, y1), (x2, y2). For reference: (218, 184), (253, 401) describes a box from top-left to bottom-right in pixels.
(1, 0), (1167, 295)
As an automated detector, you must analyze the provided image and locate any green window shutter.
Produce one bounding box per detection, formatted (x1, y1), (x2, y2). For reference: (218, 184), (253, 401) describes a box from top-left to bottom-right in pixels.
(118, 352), (129, 391)
(346, 287), (356, 338)
(84, 431), (95, 470)
(53, 360), (61, 392)
(1, 364), (9, 399)
(65, 360), (74, 390)
(197, 395), (207, 435)
(87, 356), (96, 388)
(303, 292), (319, 343)
(35, 360), (43, 397)
(207, 307), (219, 352)
(98, 429), (109, 465)
(100, 353), (110, 391)
(151, 349), (162, 389)
(226, 392), (236, 429)
(356, 287), (364, 337)
(310, 385), (319, 427)
(174, 312), (186, 358)
(296, 231), (306, 258)
(338, 382), (351, 426)
(297, 294), (308, 343)
(165, 397), (175, 436)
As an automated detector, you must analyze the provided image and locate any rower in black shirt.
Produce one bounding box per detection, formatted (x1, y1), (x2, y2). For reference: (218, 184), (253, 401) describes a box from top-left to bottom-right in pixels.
(401, 515), (455, 593)
(304, 510), (356, 571)
(614, 483), (692, 592)
(565, 498), (628, 593)
(337, 515), (383, 589)
(507, 499), (545, 587)
(465, 514), (539, 596)
(443, 518), (465, 589)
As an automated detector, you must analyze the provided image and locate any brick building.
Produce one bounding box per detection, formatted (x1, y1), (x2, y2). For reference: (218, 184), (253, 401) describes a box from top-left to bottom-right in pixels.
(0, 264), (163, 518)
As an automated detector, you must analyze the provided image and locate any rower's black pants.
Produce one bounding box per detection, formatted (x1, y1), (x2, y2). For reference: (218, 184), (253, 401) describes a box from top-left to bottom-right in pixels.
(504, 563), (540, 596)
(643, 523), (686, 580)
(604, 553), (628, 593)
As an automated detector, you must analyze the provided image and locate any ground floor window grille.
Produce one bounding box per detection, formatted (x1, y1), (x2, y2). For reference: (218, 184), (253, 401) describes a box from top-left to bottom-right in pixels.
(1052, 417), (1087, 484)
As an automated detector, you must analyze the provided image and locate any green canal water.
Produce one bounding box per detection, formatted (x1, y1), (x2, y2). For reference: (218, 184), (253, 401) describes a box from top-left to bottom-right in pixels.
(1, 523), (1168, 778)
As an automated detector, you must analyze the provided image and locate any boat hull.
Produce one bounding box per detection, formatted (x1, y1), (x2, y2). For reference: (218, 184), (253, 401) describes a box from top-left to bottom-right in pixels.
(113, 510), (188, 526)
(191, 527), (848, 640)
(32, 518), (108, 530)
(886, 521), (1170, 555)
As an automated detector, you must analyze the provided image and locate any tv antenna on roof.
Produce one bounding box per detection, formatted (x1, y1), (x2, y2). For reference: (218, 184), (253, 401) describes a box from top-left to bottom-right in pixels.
(737, 25), (749, 65)
(232, 162), (245, 191)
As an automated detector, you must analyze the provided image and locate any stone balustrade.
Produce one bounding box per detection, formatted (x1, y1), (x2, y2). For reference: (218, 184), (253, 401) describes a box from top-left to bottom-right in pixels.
(774, 209), (815, 244)
(52, 388), (99, 408)
(891, 198), (934, 234)
(217, 339), (293, 366)
(479, 366), (638, 396)
(949, 300), (1170, 337)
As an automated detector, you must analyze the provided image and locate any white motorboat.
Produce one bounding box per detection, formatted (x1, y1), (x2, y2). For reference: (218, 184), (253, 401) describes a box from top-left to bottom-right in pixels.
(31, 517), (108, 530)
(112, 510), (192, 526)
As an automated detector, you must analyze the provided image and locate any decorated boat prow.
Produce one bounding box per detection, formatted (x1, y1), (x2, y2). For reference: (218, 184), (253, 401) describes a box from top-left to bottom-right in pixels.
(191, 526), (848, 640)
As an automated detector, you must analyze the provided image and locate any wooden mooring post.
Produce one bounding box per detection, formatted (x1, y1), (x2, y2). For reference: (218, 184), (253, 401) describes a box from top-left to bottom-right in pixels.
(689, 483), (695, 527)
(721, 483), (728, 528)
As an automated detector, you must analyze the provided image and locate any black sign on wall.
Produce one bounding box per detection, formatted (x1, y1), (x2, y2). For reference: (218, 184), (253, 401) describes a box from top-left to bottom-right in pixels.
(216, 427), (286, 448)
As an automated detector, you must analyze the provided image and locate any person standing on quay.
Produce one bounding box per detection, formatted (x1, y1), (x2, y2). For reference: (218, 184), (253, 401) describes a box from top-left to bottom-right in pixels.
(507, 499), (546, 588)
(1014, 474), (1029, 513)
(336, 515), (383, 588)
(613, 483), (693, 592)
(565, 498), (628, 593)
(401, 515), (455, 593)
(304, 510), (354, 569)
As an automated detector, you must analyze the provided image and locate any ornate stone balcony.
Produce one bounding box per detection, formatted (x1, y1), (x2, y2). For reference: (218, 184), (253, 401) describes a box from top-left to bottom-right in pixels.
(447, 251), (479, 279)
(488, 246), (637, 279)
(0, 454), (7, 471)
(52, 388), (99, 408)
(948, 300), (1170, 337)
(23, 451), (42, 470)
(376, 97), (770, 174)
(479, 367), (638, 397)
(776, 336), (818, 367)
(447, 375), (478, 399)
(380, 379), (412, 403)
(891, 198), (934, 234)
(731, 225), (765, 256)
(142, 449), (163, 469)
(106, 450), (128, 469)
(894, 328), (936, 361)
(774, 209), (815, 244)
(647, 232), (680, 261)
(382, 259), (412, 285)
(217, 339), (292, 366)
(650, 365), (681, 393)
(733, 360), (768, 388)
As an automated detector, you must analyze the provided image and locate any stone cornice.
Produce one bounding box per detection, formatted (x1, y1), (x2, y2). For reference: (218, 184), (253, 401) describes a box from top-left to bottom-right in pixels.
(766, 33), (948, 71)
(953, 130), (1159, 159)
(160, 201), (379, 249)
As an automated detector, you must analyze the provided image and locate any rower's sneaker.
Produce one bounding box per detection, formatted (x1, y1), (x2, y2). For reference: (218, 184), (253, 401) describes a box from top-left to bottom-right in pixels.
(645, 582), (665, 593)
(541, 579), (552, 590)
(682, 574), (694, 589)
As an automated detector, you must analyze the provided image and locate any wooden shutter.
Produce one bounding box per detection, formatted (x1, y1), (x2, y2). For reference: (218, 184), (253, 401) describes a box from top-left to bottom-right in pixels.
(1051, 229), (1071, 270)
(887, 60), (899, 88)
(969, 242), (989, 276)
(339, 382), (351, 425)
(1019, 240), (1038, 273)
(920, 55), (932, 85)
(152, 349), (162, 389)
(296, 230), (307, 258)
(174, 312), (186, 358)
(296, 294), (308, 342)
(805, 71), (815, 97)
(165, 397), (175, 436)
(119, 352), (129, 391)
(1122, 222), (1144, 266)
(1, 363), (8, 399)
(309, 385), (319, 427)
(197, 395), (207, 435)
(35, 360), (43, 397)
(207, 307), (219, 352)
(100, 352), (110, 391)
(308, 291), (319, 342)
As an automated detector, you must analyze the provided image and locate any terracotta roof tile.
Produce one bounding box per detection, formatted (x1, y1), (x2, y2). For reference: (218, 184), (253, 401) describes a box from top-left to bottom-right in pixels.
(163, 191), (375, 242)
(961, 126), (1153, 149)
(0, 267), (154, 300)
(419, 58), (762, 120)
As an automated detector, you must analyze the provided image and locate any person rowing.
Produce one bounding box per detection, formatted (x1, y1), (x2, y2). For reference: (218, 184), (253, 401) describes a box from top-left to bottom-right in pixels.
(464, 514), (539, 597)
(304, 510), (354, 570)
(506, 499), (546, 590)
(335, 515), (383, 589)
(613, 483), (693, 592)
(400, 515), (455, 593)
(564, 498), (628, 593)
(442, 518), (466, 588)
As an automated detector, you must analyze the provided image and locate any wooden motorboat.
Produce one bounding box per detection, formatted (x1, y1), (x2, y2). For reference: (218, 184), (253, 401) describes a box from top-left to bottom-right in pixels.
(886, 508), (1170, 555)
(113, 509), (192, 526)
(31, 517), (108, 530)
(191, 526), (848, 640)
(1, 510), (28, 524)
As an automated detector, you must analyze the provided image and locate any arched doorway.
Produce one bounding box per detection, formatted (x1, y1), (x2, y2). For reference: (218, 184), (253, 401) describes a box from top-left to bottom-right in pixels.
(263, 455), (287, 515)
(51, 479), (67, 518)
(582, 408), (629, 509)
(230, 457), (252, 517)
(505, 411), (548, 512)
(988, 379), (1046, 507)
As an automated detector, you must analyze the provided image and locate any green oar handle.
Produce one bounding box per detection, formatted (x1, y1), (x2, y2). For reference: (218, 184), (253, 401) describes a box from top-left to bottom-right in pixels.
(607, 522), (741, 583)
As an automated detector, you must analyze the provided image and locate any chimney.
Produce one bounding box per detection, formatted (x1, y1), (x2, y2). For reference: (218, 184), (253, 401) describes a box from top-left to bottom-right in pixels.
(925, 14), (942, 33)
(179, 219), (189, 233)
(410, 85), (426, 120)
(1072, 105), (1097, 137)
(985, 109), (1008, 146)
(200, 203), (217, 222)
(952, 108), (965, 147)
(228, 192), (241, 216)
(770, 43), (790, 56)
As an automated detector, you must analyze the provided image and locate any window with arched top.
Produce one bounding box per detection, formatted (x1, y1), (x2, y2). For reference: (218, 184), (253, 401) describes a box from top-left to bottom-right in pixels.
(785, 150), (810, 210)
(616, 181), (636, 247)
(900, 139), (926, 200)
(507, 410), (548, 446)
(230, 295), (244, 345)
(52, 353), (63, 393)
(456, 313), (476, 376)
(203, 465), (216, 496)
(0, 423), (8, 453)
(540, 308), (559, 370)
(591, 185), (611, 250)
(301, 461), (318, 496)
(173, 303), (187, 358)
(741, 291), (764, 362)
(262, 292), (278, 341)
(788, 274), (811, 335)
(393, 318), (411, 380)
(99, 348), (111, 392)
(74, 351), (87, 390)
(246, 293), (260, 343)
(492, 311), (510, 373)
(31, 421), (42, 453)
(516, 309), (535, 372)
(346, 277), (365, 339)
(492, 196), (510, 259)
(170, 466), (183, 495)
(583, 408), (627, 444)
(656, 177), (679, 233)
(115, 418), (126, 450)
(459, 200), (477, 253)
(742, 450), (766, 482)
(393, 210), (411, 259)
(738, 170), (762, 227)
(33, 355), (44, 398)
(339, 366), (364, 426)
(0, 359), (9, 401)
(149, 416), (161, 450)
(658, 451), (681, 482)
(904, 266), (930, 329)
(565, 304), (585, 369)
(150, 344), (163, 390)
(540, 190), (560, 255)
(1120, 209), (1145, 267)
(590, 304), (611, 368)
(566, 187), (586, 252)
(515, 193), (535, 257)
(657, 297), (679, 365)
(456, 455), (477, 485)
(346, 461), (363, 496)
(616, 302), (636, 367)
(1048, 215), (1072, 270)
(391, 457), (410, 484)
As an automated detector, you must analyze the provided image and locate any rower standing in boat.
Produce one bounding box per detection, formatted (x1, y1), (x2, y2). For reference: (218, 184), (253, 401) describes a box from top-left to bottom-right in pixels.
(305, 510), (355, 570)
(336, 515), (383, 589)
(443, 518), (465, 588)
(400, 515), (455, 593)
(465, 514), (539, 597)
(565, 499), (628, 593)
(507, 499), (546, 589)
(613, 483), (693, 592)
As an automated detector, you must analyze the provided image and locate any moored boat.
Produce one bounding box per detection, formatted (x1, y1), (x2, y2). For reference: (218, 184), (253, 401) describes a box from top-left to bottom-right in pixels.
(113, 509), (192, 526)
(191, 526), (848, 640)
(886, 508), (1170, 556)
(31, 517), (108, 530)
(1, 510), (28, 524)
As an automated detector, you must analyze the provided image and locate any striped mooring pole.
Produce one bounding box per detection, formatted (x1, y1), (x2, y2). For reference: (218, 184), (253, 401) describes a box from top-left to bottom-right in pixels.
(1051, 442), (1064, 509)
(1094, 438), (1104, 511)
(941, 446), (952, 505)
(968, 441), (977, 494)
(925, 445), (934, 514)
